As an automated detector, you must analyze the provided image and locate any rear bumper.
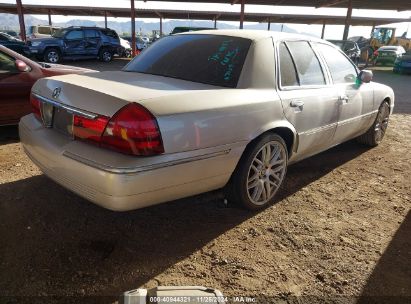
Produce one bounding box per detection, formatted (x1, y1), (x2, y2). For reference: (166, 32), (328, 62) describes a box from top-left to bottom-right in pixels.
(19, 115), (244, 211)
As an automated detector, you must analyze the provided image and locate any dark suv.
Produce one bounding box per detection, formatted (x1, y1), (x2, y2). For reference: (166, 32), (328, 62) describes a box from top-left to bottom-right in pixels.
(28, 26), (122, 63)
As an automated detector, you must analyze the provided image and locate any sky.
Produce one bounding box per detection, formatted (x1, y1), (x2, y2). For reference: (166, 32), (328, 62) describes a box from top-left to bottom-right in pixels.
(1, 0), (411, 39)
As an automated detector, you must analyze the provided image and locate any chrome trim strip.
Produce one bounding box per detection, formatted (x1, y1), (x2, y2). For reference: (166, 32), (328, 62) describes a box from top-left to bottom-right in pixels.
(338, 110), (378, 126)
(299, 111), (378, 136)
(300, 122), (337, 136)
(33, 94), (98, 119)
(63, 149), (231, 174)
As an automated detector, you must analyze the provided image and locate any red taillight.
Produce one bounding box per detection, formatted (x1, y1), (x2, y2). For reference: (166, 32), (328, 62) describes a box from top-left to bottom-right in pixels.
(101, 103), (164, 156)
(30, 94), (41, 119)
(73, 115), (109, 144)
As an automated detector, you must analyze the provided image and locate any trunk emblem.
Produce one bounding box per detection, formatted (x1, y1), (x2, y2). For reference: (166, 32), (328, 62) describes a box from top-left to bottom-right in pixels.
(52, 87), (61, 99)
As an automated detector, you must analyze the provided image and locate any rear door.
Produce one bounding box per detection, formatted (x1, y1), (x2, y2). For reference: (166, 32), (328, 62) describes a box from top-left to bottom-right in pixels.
(0, 51), (33, 125)
(314, 42), (374, 144)
(276, 40), (339, 160)
(84, 29), (101, 56)
(64, 29), (86, 56)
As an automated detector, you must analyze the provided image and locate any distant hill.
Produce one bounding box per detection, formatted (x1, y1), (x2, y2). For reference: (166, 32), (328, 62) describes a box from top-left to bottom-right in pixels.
(0, 13), (309, 36)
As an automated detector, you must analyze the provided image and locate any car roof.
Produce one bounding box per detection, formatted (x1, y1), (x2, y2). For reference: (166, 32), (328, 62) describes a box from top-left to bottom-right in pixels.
(178, 29), (330, 44)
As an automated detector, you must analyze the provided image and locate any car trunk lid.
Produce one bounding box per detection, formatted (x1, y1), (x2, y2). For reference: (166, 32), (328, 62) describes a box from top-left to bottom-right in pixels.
(32, 71), (218, 117)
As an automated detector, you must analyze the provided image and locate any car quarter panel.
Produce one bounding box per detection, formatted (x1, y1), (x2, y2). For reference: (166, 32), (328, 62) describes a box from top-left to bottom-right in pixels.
(19, 114), (246, 211)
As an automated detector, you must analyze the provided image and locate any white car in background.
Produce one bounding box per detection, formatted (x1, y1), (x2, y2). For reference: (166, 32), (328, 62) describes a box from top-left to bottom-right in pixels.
(20, 30), (394, 211)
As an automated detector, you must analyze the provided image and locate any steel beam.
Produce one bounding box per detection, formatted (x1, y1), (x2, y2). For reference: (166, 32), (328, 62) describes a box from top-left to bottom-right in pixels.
(131, 0), (136, 56)
(104, 11), (107, 28)
(16, 0), (26, 41)
(48, 9), (52, 25)
(160, 17), (163, 36)
(343, 0), (352, 40)
(239, 0), (245, 29)
(321, 20), (326, 38)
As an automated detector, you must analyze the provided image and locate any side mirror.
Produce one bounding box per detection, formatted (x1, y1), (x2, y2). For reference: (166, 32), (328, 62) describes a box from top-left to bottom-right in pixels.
(359, 70), (373, 83)
(15, 59), (29, 72)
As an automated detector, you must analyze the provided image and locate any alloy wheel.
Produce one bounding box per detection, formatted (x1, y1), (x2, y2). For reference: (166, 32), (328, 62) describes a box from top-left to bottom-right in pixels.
(246, 141), (287, 206)
(374, 104), (390, 143)
(47, 51), (59, 63)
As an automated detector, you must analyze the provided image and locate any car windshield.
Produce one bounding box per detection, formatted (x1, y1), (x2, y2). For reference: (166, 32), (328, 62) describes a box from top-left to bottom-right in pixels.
(52, 28), (69, 38)
(124, 34), (251, 88)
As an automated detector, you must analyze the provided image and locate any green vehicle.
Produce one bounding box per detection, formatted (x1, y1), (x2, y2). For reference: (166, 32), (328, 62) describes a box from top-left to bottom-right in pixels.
(170, 27), (215, 35)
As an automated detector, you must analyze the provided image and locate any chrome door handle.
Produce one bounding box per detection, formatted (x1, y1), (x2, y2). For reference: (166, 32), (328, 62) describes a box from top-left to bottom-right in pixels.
(290, 100), (304, 107)
(338, 95), (349, 103)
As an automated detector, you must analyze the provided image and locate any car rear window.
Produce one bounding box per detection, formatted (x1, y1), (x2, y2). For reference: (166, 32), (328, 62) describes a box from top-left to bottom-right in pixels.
(124, 34), (251, 88)
(38, 27), (51, 35)
(102, 29), (118, 39)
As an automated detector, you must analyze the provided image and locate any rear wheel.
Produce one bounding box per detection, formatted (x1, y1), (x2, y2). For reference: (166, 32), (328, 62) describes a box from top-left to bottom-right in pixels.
(357, 102), (390, 147)
(227, 134), (288, 210)
(99, 48), (113, 62)
(44, 48), (60, 63)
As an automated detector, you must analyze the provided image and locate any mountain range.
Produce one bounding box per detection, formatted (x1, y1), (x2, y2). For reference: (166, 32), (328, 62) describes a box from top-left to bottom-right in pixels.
(0, 13), (314, 37)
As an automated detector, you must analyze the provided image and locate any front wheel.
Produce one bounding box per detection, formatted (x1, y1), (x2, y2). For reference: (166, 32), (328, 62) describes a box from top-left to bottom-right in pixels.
(44, 48), (60, 63)
(357, 102), (390, 147)
(227, 134), (288, 210)
(99, 48), (113, 62)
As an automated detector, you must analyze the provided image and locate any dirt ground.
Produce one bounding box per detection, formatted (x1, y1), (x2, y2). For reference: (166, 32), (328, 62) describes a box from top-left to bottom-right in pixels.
(0, 64), (410, 303)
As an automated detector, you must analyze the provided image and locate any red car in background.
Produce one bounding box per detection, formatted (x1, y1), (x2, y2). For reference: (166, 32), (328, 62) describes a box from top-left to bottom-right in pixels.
(0, 45), (94, 125)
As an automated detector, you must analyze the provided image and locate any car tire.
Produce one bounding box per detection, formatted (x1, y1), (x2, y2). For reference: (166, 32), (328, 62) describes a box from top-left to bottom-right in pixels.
(99, 48), (113, 62)
(357, 101), (390, 147)
(44, 48), (61, 63)
(226, 133), (288, 210)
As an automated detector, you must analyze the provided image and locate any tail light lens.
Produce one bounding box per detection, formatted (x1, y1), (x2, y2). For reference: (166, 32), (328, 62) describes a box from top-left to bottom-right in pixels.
(101, 103), (164, 156)
(30, 94), (41, 120)
(73, 115), (109, 144)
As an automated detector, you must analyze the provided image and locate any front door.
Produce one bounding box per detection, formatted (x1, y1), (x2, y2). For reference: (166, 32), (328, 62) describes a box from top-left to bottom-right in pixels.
(0, 51), (33, 125)
(276, 40), (339, 161)
(314, 43), (375, 144)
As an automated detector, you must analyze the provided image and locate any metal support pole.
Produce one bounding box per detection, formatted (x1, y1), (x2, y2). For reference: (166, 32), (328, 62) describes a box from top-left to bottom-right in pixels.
(104, 11), (107, 29)
(343, 0), (352, 40)
(214, 18), (217, 29)
(16, 0), (26, 41)
(321, 21), (326, 39)
(160, 17), (163, 36)
(131, 0), (136, 56)
(370, 22), (376, 36)
(48, 9), (52, 26)
(239, 0), (245, 29)
(267, 19), (271, 31)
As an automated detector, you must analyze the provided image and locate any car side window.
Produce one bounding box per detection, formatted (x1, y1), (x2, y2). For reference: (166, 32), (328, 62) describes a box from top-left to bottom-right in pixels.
(286, 41), (326, 86)
(316, 43), (358, 84)
(85, 30), (99, 38)
(279, 42), (299, 87)
(65, 30), (84, 40)
(0, 51), (18, 74)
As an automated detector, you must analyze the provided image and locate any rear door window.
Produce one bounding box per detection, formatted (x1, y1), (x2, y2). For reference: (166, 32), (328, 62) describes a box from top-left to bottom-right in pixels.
(279, 42), (299, 87)
(285, 41), (326, 86)
(85, 30), (99, 38)
(124, 34), (251, 88)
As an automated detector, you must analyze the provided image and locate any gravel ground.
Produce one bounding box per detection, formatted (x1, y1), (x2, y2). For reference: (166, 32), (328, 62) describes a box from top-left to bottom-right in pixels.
(0, 65), (410, 303)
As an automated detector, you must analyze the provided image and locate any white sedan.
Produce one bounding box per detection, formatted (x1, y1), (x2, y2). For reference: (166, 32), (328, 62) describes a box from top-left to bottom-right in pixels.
(20, 30), (394, 211)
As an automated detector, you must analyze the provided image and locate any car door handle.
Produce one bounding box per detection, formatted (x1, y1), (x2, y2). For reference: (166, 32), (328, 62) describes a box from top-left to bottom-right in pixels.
(290, 100), (304, 107)
(338, 95), (349, 103)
